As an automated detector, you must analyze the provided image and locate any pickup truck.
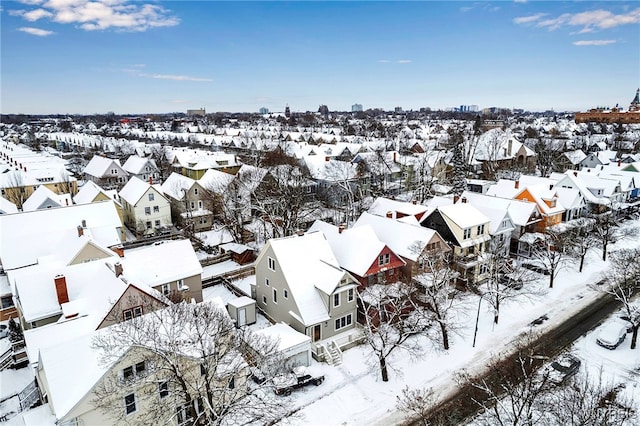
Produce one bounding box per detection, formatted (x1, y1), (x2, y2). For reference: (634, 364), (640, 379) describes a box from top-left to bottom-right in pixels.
(273, 369), (325, 396)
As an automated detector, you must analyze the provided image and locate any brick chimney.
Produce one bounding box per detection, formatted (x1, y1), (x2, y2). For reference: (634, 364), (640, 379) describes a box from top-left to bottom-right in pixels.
(514, 180), (520, 189)
(112, 245), (125, 258)
(54, 274), (69, 305)
(114, 262), (123, 277)
(461, 197), (467, 203)
(149, 176), (153, 185)
(338, 224), (346, 234)
(386, 211), (393, 219)
(77, 225), (84, 237)
(412, 199), (417, 205)
(454, 195), (460, 203)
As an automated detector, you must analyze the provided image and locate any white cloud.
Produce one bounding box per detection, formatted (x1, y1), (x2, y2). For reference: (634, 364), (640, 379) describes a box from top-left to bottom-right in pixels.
(573, 39), (617, 46)
(11, 0), (179, 32)
(22, 8), (53, 21)
(378, 59), (391, 63)
(515, 7), (640, 33)
(397, 60), (412, 64)
(513, 13), (546, 24)
(514, 0), (527, 3)
(139, 73), (212, 82)
(18, 26), (54, 36)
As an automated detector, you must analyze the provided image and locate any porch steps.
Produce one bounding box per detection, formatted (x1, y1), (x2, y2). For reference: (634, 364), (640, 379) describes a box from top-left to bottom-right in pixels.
(324, 341), (342, 366)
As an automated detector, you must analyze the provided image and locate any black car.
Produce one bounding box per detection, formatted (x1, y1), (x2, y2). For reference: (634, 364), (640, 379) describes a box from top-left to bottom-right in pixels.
(499, 275), (523, 290)
(547, 353), (581, 385)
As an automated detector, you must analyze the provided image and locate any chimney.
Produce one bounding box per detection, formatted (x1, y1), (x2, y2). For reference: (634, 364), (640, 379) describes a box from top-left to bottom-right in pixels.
(573, 171), (578, 177)
(81, 219), (86, 228)
(77, 225), (84, 237)
(338, 224), (346, 234)
(412, 199), (417, 205)
(454, 195), (460, 203)
(461, 197), (467, 203)
(296, 230), (304, 236)
(325, 156), (330, 162)
(114, 262), (123, 277)
(514, 180), (520, 189)
(618, 159), (621, 167)
(149, 176), (153, 185)
(54, 275), (69, 305)
(393, 152), (397, 162)
(112, 245), (125, 258)
(386, 211), (393, 219)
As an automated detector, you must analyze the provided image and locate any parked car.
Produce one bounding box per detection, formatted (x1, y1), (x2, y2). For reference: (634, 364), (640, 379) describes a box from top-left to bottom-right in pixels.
(547, 353), (581, 385)
(0, 324), (8, 339)
(596, 322), (627, 350)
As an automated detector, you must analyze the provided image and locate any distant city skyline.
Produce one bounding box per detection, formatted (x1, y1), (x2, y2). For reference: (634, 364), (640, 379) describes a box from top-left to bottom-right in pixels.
(1, 1), (639, 115)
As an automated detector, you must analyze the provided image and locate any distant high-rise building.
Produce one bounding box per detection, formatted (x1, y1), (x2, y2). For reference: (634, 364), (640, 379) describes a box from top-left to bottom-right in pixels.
(394, 106), (403, 113)
(351, 103), (363, 112)
(318, 104), (329, 116)
(285, 105), (291, 118)
(259, 107), (269, 114)
(187, 108), (206, 117)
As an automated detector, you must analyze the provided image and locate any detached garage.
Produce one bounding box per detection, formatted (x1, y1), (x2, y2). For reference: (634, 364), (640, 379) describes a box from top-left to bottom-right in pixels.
(256, 322), (312, 367)
(227, 296), (256, 327)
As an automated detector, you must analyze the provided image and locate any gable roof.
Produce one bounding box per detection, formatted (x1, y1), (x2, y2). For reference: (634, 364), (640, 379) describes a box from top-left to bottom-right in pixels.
(265, 232), (345, 325)
(122, 155), (157, 175)
(21, 184), (71, 212)
(160, 172), (195, 200)
(353, 212), (447, 262)
(119, 176), (165, 206)
(458, 191), (541, 228)
(308, 221), (403, 276)
(84, 155), (123, 178)
(436, 203), (490, 229)
(367, 197), (428, 219)
(0, 194), (18, 214)
(0, 201), (122, 270)
(73, 180), (114, 205)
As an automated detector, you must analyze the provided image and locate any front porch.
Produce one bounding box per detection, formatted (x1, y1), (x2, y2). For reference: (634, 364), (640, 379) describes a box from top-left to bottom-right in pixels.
(311, 325), (365, 365)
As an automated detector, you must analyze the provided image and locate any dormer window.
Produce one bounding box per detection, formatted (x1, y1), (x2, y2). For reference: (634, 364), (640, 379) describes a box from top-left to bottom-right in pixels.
(477, 224), (485, 235)
(463, 228), (472, 239)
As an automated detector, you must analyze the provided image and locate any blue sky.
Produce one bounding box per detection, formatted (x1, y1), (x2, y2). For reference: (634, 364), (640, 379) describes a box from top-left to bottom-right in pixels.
(1, 1), (639, 115)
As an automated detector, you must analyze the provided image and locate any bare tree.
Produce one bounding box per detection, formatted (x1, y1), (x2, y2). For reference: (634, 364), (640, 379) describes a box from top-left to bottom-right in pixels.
(546, 369), (637, 426)
(91, 302), (291, 425)
(3, 171), (27, 210)
(412, 251), (460, 350)
(396, 386), (442, 426)
(321, 159), (364, 225)
(359, 281), (432, 382)
(564, 218), (598, 273)
(593, 248), (640, 349)
(531, 230), (568, 289)
(590, 211), (637, 262)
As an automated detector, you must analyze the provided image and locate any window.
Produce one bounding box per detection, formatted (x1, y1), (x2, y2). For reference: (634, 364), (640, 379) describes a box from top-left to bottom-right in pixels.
(333, 293), (340, 307)
(284, 289), (288, 299)
(145, 207), (151, 215)
(161, 283), (170, 295)
(190, 201), (195, 210)
(265, 278), (270, 286)
(153, 205), (159, 213)
(148, 193), (154, 201)
(463, 228), (472, 239)
(477, 224), (485, 235)
(123, 306), (143, 321)
(176, 404), (193, 426)
(146, 221), (152, 229)
(273, 288), (277, 304)
(159, 381), (169, 399)
(1, 296), (14, 309)
(155, 220), (161, 227)
(378, 253), (390, 266)
(348, 288), (354, 302)
(334, 314), (352, 331)
(262, 295), (267, 305)
(228, 376), (235, 389)
(198, 200), (203, 209)
(268, 257), (276, 271)
(194, 188), (199, 195)
(124, 393), (136, 415)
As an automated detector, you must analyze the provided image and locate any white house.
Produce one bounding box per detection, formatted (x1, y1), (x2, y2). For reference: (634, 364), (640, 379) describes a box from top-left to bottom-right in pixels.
(119, 177), (172, 236)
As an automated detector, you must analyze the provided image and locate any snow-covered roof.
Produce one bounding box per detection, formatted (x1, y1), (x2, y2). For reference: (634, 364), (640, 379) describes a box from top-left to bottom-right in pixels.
(73, 180), (115, 205)
(436, 203), (490, 229)
(458, 191), (540, 227)
(367, 197), (428, 219)
(309, 221), (402, 276)
(562, 149), (587, 165)
(160, 172), (195, 200)
(118, 176), (164, 206)
(266, 231), (345, 325)
(198, 168), (235, 191)
(255, 322), (311, 353)
(353, 212), (447, 262)
(21, 185), (70, 212)
(114, 239), (202, 288)
(122, 155), (157, 175)
(84, 155), (122, 178)
(0, 195), (18, 214)
(0, 201), (122, 270)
